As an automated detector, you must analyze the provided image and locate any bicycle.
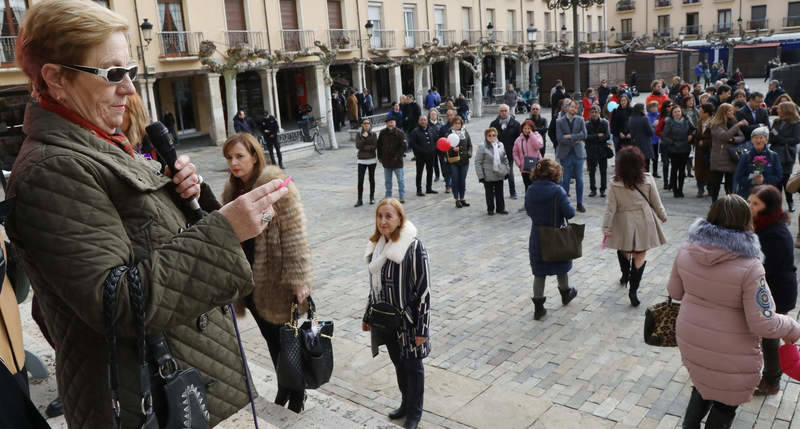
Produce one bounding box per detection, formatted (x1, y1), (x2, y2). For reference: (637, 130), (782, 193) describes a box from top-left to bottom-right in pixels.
(308, 118), (327, 154)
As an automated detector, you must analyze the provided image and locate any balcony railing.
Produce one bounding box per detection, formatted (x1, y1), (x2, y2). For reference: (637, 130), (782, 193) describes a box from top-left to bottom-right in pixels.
(617, 1), (635, 12)
(712, 23), (733, 34)
(485, 29), (504, 44)
(0, 36), (16, 66)
(783, 16), (800, 28)
(655, 0), (671, 7)
(462, 29), (483, 44)
(370, 30), (395, 49)
(618, 31), (635, 41)
(158, 31), (204, 57)
(281, 29), (315, 52)
(747, 19), (768, 31)
(681, 24), (702, 35)
(653, 27), (672, 38)
(405, 29), (430, 49)
(545, 30), (558, 44)
(682, 0), (701, 4)
(434, 29), (456, 45)
(329, 29), (357, 49)
(508, 30), (524, 45)
(224, 31), (266, 50)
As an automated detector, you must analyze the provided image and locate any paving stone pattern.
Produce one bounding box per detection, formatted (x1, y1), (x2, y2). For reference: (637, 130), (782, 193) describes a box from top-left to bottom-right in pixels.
(25, 79), (800, 428)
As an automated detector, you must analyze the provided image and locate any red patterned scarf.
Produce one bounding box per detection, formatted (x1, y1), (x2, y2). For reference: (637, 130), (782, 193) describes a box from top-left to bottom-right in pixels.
(39, 94), (135, 158)
(754, 210), (785, 233)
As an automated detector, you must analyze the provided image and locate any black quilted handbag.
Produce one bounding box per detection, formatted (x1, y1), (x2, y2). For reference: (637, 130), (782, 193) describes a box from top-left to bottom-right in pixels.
(277, 297), (334, 391)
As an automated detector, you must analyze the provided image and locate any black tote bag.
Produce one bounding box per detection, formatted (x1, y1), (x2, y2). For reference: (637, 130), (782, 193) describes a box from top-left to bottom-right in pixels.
(538, 195), (584, 262)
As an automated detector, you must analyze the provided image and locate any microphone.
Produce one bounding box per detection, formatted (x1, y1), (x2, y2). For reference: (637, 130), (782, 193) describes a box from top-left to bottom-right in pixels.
(146, 121), (204, 222)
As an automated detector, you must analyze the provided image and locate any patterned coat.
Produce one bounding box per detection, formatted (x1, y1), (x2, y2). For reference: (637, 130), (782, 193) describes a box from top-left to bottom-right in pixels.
(222, 166), (312, 324)
(363, 222), (431, 359)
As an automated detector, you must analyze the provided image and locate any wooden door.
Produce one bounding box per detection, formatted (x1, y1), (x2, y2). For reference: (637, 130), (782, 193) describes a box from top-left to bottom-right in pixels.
(327, 0), (342, 29)
(280, 0), (298, 29)
(225, 0), (246, 30)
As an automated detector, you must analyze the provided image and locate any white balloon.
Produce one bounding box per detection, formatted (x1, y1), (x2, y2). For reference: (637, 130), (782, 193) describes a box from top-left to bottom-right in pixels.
(447, 133), (460, 148)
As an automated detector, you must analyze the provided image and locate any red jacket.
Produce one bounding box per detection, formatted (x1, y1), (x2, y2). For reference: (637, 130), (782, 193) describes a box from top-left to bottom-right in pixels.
(646, 92), (670, 111)
(582, 97), (596, 120)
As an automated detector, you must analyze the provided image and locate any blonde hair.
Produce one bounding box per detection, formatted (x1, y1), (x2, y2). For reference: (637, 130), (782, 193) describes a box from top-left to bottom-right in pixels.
(778, 101), (800, 124)
(484, 127), (498, 139)
(706, 194), (753, 232)
(369, 198), (407, 243)
(709, 103), (735, 128)
(16, 0), (129, 96)
(222, 133), (269, 189)
(123, 92), (148, 149)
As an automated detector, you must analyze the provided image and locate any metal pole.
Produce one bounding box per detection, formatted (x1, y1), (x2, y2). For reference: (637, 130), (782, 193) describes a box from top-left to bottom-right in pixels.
(572, 5), (580, 97)
(133, 1), (153, 122)
(530, 42), (538, 103)
(678, 40), (683, 81)
(603, 0), (608, 52)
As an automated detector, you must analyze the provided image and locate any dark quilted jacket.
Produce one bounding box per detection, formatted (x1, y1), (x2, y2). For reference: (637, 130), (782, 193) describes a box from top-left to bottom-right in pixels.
(5, 103), (256, 428)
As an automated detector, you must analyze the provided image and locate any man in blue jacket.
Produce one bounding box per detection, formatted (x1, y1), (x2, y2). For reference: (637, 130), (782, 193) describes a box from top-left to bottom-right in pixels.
(556, 102), (588, 212)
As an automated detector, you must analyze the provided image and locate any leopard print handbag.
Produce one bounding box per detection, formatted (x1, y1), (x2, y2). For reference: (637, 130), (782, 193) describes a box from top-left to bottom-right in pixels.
(644, 298), (680, 347)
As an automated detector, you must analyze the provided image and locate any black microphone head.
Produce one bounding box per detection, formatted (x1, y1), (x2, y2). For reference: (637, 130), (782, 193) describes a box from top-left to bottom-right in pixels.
(146, 121), (177, 168)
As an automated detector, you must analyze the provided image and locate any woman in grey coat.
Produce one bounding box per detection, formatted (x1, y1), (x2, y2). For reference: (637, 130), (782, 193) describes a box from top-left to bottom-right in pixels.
(709, 103), (747, 202)
(661, 107), (696, 198)
(628, 104), (655, 164)
(475, 127), (511, 215)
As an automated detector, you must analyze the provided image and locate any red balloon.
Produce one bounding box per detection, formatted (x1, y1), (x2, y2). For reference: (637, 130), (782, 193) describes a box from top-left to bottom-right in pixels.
(436, 138), (451, 152)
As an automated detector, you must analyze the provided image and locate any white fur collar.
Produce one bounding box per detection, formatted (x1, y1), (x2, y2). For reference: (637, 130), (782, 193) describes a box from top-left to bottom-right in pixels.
(364, 221), (418, 264)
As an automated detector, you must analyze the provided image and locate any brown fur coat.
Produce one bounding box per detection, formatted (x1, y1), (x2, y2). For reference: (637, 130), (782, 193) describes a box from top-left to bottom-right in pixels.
(222, 166), (312, 324)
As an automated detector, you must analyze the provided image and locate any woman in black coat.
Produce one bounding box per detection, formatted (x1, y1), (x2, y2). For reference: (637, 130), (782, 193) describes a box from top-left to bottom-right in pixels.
(748, 184), (798, 395)
(610, 94), (633, 152)
(627, 103), (654, 167)
(770, 102), (800, 212)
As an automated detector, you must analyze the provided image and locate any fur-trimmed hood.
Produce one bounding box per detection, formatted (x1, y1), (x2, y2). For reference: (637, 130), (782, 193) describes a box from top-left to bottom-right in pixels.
(365, 221), (418, 264)
(686, 218), (763, 263)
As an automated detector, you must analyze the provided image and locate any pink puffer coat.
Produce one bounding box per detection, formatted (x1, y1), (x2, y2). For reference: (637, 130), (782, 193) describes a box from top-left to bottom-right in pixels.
(667, 219), (800, 406)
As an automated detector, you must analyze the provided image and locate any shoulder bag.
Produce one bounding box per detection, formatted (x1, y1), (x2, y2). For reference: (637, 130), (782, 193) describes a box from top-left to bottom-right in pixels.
(643, 298), (680, 347)
(277, 297), (334, 392)
(538, 195), (585, 262)
(727, 142), (747, 162)
(521, 140), (539, 172)
(633, 185), (655, 211)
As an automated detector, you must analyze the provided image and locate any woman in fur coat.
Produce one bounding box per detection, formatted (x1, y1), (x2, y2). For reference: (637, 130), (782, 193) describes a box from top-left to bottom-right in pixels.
(221, 133), (313, 413)
(362, 198), (431, 429)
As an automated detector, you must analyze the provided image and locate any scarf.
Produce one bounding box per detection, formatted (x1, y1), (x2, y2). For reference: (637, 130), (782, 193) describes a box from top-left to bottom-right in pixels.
(491, 141), (504, 173)
(754, 210), (785, 233)
(39, 94), (135, 158)
(368, 235), (389, 298)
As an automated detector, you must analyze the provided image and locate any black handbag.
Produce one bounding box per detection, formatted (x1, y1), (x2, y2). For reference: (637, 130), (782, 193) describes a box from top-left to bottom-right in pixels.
(727, 143), (747, 162)
(367, 301), (404, 331)
(521, 142), (539, 172)
(277, 297), (334, 392)
(103, 266), (210, 429)
(538, 196), (585, 262)
(604, 144), (615, 159)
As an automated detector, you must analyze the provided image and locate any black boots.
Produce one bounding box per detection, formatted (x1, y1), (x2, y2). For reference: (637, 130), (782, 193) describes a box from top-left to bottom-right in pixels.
(682, 388), (712, 429)
(704, 405), (736, 429)
(629, 261), (646, 307)
(404, 418), (420, 429)
(559, 287), (578, 306)
(389, 406), (406, 420)
(532, 297), (547, 320)
(617, 251), (630, 287)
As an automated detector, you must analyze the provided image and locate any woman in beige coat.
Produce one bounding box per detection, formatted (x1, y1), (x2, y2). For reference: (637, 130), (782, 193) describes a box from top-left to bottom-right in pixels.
(603, 146), (667, 307)
(221, 133), (313, 413)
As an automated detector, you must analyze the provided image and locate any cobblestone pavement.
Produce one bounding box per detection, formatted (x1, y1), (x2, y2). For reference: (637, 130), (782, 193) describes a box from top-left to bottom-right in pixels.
(26, 79), (800, 429)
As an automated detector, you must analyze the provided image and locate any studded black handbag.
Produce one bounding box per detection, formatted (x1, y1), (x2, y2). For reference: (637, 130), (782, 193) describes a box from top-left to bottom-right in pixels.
(277, 297), (334, 391)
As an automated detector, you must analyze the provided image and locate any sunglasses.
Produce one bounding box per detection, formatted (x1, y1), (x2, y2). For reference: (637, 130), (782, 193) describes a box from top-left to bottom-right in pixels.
(60, 64), (138, 84)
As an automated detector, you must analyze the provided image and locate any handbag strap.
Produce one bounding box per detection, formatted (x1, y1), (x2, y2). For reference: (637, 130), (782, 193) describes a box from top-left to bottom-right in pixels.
(551, 195), (569, 227)
(125, 266), (157, 424)
(633, 185), (655, 211)
(102, 266), (129, 429)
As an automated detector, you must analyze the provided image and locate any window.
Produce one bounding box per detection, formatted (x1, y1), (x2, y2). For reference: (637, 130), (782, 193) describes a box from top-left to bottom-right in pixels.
(527, 11), (534, 26)
(544, 12), (551, 31)
(686, 12), (699, 34)
(327, 0), (343, 29)
(93, 0), (110, 7)
(226, 0), (247, 31)
(507, 10), (516, 31)
(403, 4), (416, 48)
(461, 7), (471, 31)
(486, 8), (495, 27)
(597, 16), (602, 36)
(587, 15), (592, 33)
(559, 12), (566, 30)
(158, 0), (188, 54)
(621, 18), (633, 39)
(717, 9), (732, 32)
(788, 2), (800, 26)
(748, 5), (766, 29)
(0, 0), (26, 64)
(434, 6), (446, 41)
(657, 15), (670, 36)
(368, 3), (384, 47)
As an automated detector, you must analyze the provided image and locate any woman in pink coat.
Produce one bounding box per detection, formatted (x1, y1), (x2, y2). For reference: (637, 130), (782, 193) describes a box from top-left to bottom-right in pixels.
(513, 119), (544, 192)
(668, 194), (800, 429)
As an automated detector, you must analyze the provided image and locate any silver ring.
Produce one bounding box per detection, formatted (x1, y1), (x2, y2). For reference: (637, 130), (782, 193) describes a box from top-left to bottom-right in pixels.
(261, 212), (273, 224)
(197, 175), (204, 185)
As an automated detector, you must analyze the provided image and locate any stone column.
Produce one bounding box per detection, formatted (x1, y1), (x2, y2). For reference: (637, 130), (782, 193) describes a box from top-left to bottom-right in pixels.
(495, 54), (506, 99)
(135, 78), (157, 122)
(448, 59), (461, 98)
(516, 59), (526, 91)
(200, 72), (226, 145)
(258, 69), (274, 117)
(222, 69), (238, 137)
(270, 68), (282, 131)
(352, 63), (364, 90)
(413, 64), (425, 110)
(311, 65), (327, 119)
(389, 65), (402, 105)
(360, 62), (368, 89)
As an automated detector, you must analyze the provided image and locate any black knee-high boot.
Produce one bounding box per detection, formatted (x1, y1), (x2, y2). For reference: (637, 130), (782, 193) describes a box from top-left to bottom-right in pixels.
(629, 261), (646, 307)
(704, 403), (736, 429)
(682, 387), (712, 429)
(617, 251), (631, 287)
(532, 297), (547, 320)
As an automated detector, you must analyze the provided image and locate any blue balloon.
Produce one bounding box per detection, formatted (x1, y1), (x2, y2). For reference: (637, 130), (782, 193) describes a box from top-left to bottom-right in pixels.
(607, 101), (619, 113)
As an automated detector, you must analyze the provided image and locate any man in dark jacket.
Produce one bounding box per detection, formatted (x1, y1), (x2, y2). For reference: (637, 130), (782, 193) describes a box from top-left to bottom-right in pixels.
(260, 111), (283, 168)
(438, 109), (457, 193)
(551, 86), (567, 118)
(735, 92), (770, 142)
(597, 80), (610, 109)
(332, 91), (345, 131)
(529, 104), (548, 157)
(406, 95), (422, 133)
(233, 110), (255, 135)
(708, 85), (731, 110)
(490, 104), (521, 199)
(585, 105), (611, 198)
(409, 116), (438, 196)
(556, 101), (588, 212)
(377, 117), (408, 202)
(765, 80), (787, 108)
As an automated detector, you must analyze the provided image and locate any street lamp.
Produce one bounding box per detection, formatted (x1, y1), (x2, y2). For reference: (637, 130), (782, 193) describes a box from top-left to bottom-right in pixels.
(365, 20), (374, 48)
(487, 22), (495, 42)
(140, 18), (153, 47)
(678, 30), (685, 82)
(561, 24), (568, 44)
(609, 25), (615, 48)
(527, 25), (539, 102)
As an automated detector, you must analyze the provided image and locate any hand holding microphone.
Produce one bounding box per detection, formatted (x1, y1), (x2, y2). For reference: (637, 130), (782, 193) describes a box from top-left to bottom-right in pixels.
(146, 121), (204, 222)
